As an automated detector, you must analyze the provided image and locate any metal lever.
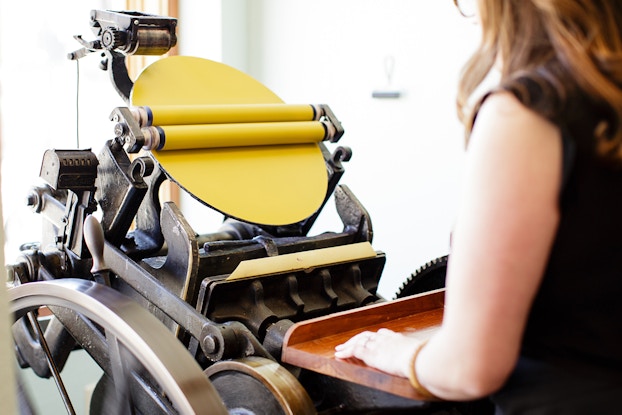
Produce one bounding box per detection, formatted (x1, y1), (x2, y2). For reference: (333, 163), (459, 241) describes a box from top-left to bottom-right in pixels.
(67, 35), (101, 60)
(84, 215), (111, 286)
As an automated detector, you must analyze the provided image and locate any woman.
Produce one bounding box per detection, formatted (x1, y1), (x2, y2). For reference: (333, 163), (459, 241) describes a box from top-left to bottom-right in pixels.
(335, 1), (622, 413)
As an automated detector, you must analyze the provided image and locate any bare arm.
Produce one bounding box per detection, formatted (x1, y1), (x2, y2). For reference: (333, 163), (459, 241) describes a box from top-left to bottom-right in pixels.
(336, 92), (562, 400)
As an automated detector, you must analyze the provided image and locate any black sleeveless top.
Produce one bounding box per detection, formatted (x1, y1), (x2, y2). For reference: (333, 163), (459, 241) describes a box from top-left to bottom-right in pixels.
(488, 86), (622, 414)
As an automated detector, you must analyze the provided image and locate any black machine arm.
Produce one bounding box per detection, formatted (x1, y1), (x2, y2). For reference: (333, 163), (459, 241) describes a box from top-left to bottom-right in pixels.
(67, 10), (177, 102)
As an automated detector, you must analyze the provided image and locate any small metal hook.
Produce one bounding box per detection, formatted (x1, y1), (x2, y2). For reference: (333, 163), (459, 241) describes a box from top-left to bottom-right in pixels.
(384, 56), (395, 85)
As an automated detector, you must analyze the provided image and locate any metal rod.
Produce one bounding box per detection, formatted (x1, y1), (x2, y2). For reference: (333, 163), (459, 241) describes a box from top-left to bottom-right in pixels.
(27, 312), (76, 415)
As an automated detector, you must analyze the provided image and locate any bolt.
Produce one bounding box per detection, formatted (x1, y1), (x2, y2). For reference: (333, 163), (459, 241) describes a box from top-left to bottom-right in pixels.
(202, 334), (217, 354)
(114, 123), (126, 138)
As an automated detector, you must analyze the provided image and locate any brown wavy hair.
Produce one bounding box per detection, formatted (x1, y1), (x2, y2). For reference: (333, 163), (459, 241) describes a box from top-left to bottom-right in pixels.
(457, 0), (622, 159)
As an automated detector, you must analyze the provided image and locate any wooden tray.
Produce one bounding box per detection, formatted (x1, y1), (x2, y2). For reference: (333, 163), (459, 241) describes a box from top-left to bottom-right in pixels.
(282, 289), (444, 400)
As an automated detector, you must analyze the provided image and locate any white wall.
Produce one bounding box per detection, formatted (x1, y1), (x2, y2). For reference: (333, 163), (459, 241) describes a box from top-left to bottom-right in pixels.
(0, 0), (127, 260)
(243, 0), (479, 298)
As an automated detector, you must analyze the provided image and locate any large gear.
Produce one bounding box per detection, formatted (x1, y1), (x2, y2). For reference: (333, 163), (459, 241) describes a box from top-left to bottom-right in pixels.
(395, 255), (448, 299)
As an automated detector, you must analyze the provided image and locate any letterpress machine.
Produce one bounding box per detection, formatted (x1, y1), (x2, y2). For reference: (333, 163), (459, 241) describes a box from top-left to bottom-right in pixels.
(5, 10), (487, 415)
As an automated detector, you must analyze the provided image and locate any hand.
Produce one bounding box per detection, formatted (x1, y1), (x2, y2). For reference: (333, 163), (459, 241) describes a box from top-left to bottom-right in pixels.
(334, 328), (424, 378)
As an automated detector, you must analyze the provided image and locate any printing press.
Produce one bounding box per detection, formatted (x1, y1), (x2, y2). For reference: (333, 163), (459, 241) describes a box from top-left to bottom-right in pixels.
(5, 10), (491, 415)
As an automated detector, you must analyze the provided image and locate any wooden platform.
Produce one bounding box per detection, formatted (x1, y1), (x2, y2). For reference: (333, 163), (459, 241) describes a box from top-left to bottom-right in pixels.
(282, 289), (444, 400)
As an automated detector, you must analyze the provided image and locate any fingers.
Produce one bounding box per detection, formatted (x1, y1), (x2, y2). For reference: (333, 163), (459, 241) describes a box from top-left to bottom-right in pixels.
(334, 329), (398, 359)
(334, 331), (373, 358)
(334, 329), (426, 378)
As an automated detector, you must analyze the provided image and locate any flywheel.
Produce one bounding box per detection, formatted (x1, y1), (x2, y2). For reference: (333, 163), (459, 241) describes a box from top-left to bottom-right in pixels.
(9, 279), (228, 415)
(204, 357), (317, 415)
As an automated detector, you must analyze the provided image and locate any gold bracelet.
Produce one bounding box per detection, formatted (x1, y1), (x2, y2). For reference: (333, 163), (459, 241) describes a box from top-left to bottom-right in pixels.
(407, 340), (438, 400)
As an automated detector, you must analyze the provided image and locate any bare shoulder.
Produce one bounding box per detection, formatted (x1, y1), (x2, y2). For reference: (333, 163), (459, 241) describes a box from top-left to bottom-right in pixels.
(473, 91), (560, 143)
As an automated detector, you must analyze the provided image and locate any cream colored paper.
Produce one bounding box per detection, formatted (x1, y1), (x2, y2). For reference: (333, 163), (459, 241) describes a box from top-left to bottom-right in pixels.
(226, 242), (378, 280)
